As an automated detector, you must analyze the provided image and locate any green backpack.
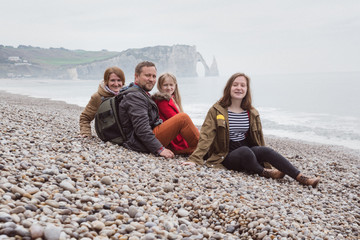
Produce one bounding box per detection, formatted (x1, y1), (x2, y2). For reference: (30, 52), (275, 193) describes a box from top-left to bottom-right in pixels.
(94, 87), (140, 145)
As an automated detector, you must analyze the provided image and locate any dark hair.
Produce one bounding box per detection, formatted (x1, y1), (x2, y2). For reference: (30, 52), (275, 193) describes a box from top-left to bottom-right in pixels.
(135, 61), (156, 76)
(219, 72), (253, 110)
(103, 67), (125, 86)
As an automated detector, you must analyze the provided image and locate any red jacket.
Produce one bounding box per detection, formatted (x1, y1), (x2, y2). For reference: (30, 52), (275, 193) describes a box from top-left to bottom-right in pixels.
(152, 92), (189, 151)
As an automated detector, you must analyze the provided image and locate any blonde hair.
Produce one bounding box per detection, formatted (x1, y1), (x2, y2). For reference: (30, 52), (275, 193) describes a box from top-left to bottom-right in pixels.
(157, 73), (184, 112)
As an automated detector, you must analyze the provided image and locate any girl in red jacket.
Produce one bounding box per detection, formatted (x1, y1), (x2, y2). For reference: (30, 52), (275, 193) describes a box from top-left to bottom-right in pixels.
(152, 73), (192, 154)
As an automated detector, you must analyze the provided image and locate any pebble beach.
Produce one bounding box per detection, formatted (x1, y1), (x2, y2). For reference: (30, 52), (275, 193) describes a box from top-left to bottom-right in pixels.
(0, 90), (359, 240)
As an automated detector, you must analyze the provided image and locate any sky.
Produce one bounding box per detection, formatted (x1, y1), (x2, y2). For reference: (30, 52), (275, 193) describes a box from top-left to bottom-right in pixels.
(1, 0), (359, 76)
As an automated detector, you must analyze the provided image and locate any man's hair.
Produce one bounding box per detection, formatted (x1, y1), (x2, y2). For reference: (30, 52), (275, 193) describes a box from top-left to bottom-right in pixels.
(135, 61), (156, 76)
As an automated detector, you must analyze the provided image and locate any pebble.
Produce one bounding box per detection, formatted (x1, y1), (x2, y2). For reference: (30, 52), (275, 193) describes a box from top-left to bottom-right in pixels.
(100, 176), (112, 185)
(15, 225), (30, 237)
(91, 220), (105, 231)
(30, 223), (44, 239)
(177, 208), (189, 217)
(9, 206), (26, 214)
(59, 180), (76, 193)
(0, 213), (12, 222)
(257, 231), (268, 239)
(0, 91), (359, 239)
(128, 206), (138, 218)
(163, 183), (174, 192)
(44, 224), (62, 240)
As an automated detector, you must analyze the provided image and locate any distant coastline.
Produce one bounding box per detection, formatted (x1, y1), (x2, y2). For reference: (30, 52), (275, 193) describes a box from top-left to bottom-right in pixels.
(0, 44), (219, 80)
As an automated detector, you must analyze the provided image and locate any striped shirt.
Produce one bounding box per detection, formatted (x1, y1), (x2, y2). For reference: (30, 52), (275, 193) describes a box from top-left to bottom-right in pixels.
(228, 110), (249, 141)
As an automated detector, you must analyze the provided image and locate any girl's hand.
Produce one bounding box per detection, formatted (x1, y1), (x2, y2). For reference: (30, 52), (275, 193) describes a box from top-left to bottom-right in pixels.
(160, 148), (175, 159)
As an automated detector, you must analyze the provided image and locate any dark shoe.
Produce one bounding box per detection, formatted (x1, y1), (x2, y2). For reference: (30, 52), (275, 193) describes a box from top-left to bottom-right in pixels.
(296, 173), (320, 188)
(261, 169), (285, 179)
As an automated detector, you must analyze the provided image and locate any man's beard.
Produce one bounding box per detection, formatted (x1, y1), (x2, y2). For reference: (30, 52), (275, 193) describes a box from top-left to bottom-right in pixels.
(143, 83), (154, 92)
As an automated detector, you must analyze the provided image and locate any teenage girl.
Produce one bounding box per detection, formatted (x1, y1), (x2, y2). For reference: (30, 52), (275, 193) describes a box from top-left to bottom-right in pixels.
(152, 73), (194, 154)
(186, 72), (320, 188)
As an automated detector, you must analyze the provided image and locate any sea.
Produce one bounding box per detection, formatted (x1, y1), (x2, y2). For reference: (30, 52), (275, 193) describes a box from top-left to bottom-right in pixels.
(1, 71), (360, 152)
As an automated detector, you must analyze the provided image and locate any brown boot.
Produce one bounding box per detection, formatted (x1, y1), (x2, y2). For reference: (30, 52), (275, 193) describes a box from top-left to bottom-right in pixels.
(296, 173), (320, 188)
(261, 169), (285, 179)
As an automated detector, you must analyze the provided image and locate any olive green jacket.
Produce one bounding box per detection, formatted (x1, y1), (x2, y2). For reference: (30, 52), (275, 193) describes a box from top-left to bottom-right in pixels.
(79, 81), (114, 136)
(188, 102), (268, 168)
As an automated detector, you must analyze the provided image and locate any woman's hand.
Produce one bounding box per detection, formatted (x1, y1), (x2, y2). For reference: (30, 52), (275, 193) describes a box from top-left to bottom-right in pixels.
(181, 161), (196, 166)
(79, 134), (91, 138)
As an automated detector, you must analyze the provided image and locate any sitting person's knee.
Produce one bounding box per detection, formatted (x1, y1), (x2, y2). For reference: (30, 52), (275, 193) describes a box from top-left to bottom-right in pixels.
(177, 112), (189, 118)
(176, 112), (191, 122)
(234, 146), (252, 157)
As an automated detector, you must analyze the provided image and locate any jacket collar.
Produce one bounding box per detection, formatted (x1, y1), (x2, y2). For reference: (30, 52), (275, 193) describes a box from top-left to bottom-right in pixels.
(152, 91), (171, 101)
(98, 80), (115, 98)
(213, 102), (228, 116)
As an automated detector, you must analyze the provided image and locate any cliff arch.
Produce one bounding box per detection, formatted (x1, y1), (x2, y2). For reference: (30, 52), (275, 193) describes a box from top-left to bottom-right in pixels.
(75, 45), (219, 79)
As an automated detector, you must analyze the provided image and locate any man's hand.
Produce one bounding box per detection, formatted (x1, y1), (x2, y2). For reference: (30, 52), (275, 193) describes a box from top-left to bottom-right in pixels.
(159, 148), (175, 158)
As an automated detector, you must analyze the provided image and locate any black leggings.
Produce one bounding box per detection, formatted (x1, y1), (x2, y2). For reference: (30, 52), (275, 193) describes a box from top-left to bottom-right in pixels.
(222, 141), (300, 179)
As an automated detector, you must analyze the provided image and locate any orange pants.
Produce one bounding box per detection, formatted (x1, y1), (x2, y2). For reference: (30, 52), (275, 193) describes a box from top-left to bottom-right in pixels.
(153, 113), (199, 155)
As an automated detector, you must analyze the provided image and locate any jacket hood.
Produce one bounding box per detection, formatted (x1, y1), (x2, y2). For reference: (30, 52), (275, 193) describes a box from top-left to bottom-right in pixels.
(152, 91), (171, 101)
(98, 80), (115, 98)
(213, 102), (228, 116)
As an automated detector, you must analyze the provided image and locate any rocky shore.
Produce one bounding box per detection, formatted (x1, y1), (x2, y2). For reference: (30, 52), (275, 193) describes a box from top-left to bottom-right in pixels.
(0, 91), (359, 239)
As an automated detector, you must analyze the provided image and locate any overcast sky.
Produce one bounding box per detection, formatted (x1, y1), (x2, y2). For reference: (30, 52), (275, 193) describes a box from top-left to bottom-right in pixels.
(1, 0), (359, 76)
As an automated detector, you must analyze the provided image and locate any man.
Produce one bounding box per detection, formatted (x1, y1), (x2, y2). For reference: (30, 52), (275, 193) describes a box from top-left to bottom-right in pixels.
(118, 61), (199, 158)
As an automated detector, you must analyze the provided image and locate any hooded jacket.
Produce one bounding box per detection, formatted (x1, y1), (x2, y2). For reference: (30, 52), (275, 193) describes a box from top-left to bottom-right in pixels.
(79, 81), (114, 136)
(118, 83), (163, 154)
(152, 92), (189, 151)
(188, 102), (267, 168)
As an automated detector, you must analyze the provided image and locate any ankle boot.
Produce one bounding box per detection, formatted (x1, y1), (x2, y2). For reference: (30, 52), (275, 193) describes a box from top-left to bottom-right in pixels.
(296, 173), (320, 188)
(261, 169), (285, 179)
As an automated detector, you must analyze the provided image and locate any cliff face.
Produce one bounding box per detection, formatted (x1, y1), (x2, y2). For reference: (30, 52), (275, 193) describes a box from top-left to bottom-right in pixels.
(75, 45), (218, 79)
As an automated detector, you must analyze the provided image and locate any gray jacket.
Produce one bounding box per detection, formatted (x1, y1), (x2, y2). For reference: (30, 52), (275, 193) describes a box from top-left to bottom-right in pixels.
(118, 83), (163, 154)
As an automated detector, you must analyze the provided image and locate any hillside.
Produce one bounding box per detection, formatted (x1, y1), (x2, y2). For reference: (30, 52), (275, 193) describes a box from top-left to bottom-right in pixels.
(0, 44), (219, 79)
(0, 45), (119, 66)
(0, 45), (119, 78)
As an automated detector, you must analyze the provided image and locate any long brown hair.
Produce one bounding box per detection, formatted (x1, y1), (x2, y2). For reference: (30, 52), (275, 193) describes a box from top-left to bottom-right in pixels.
(103, 67), (125, 86)
(157, 73), (184, 112)
(219, 72), (253, 110)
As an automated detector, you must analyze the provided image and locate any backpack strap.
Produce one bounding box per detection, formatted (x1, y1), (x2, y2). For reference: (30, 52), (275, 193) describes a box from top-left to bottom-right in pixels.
(111, 86), (148, 142)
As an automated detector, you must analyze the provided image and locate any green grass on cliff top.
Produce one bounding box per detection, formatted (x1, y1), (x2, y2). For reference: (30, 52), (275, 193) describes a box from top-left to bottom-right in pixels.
(1, 45), (120, 66)
(33, 50), (120, 66)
